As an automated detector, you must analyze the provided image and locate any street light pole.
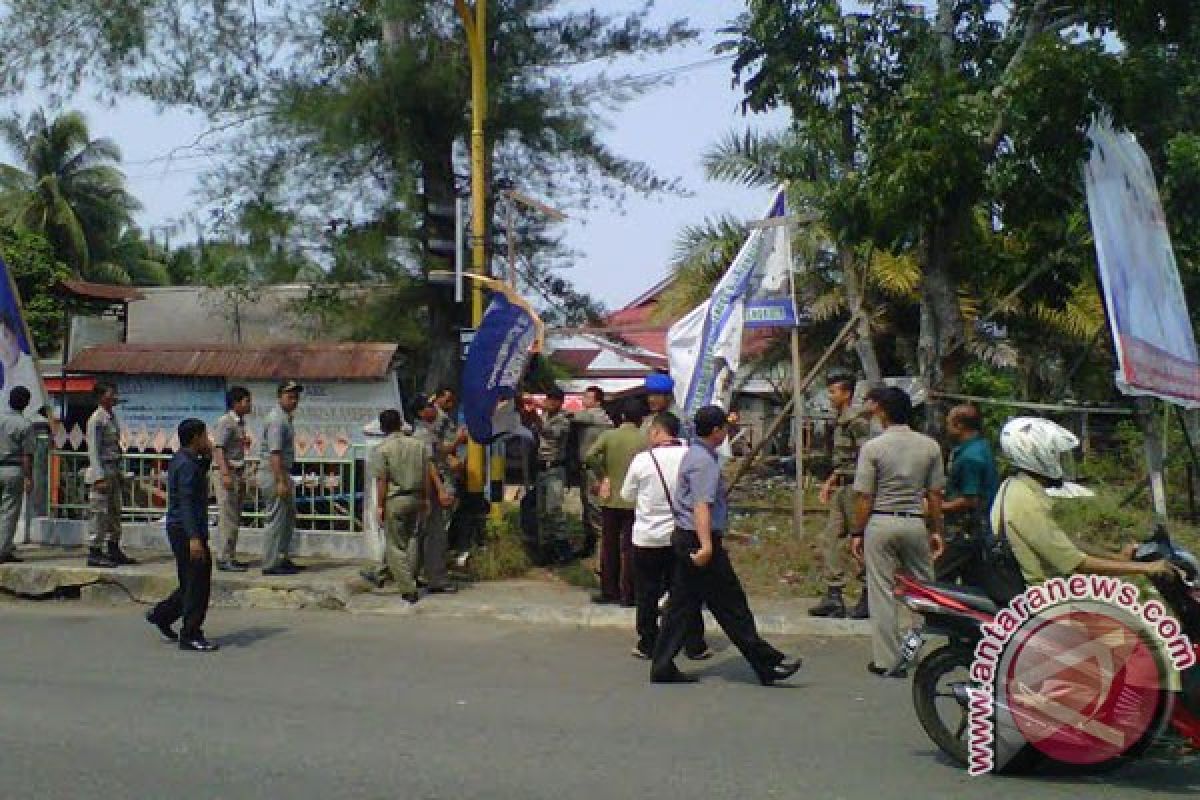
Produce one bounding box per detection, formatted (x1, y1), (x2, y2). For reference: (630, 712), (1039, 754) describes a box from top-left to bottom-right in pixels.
(454, 0), (488, 499)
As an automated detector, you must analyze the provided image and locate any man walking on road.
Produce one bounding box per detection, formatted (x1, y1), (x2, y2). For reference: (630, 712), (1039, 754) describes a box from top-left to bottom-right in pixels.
(0, 387), (34, 563)
(85, 381), (135, 568)
(620, 411), (709, 661)
(650, 405), (802, 686)
(259, 381), (302, 576)
(935, 404), (999, 585)
(213, 386), (252, 572)
(810, 376), (873, 619)
(146, 418), (218, 652)
(850, 387), (945, 677)
(586, 399), (645, 606)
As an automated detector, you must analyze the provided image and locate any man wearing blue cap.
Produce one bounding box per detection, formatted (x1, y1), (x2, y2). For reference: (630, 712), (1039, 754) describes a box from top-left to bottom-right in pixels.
(641, 370), (687, 442)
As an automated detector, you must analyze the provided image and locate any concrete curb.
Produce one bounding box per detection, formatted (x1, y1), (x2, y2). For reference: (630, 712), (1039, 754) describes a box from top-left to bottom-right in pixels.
(0, 559), (871, 638)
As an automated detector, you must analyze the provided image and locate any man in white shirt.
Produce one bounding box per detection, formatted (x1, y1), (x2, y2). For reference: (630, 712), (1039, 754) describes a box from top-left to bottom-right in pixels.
(620, 411), (709, 661)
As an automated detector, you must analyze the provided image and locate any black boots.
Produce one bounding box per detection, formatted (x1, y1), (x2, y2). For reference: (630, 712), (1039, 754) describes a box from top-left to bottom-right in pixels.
(107, 543), (137, 565)
(86, 547), (117, 568)
(808, 588), (846, 618)
(848, 591), (869, 620)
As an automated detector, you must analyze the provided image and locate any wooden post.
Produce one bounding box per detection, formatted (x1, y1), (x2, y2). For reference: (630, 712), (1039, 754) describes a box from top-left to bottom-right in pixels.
(1136, 398), (1168, 522)
(791, 326), (805, 538)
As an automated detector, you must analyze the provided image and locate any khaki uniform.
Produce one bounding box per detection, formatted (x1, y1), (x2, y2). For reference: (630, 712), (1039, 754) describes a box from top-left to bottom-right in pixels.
(85, 406), (124, 549)
(0, 410), (33, 556)
(371, 432), (431, 594)
(537, 409), (571, 547)
(213, 410), (249, 563)
(257, 407), (296, 570)
(991, 473), (1086, 584)
(821, 408), (873, 587)
(574, 407), (612, 546)
(853, 425), (945, 668)
(412, 422), (451, 588)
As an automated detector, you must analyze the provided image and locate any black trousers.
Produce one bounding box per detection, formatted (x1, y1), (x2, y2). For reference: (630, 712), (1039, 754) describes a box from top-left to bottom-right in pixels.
(651, 529), (784, 681)
(633, 544), (707, 655)
(150, 526), (212, 640)
(600, 508), (635, 604)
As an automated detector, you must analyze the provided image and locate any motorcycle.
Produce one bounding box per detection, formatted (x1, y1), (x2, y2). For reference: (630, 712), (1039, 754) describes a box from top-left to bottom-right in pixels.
(894, 526), (1200, 773)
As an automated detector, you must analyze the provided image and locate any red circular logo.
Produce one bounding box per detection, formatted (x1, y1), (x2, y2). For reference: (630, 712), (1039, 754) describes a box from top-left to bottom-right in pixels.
(1001, 607), (1166, 765)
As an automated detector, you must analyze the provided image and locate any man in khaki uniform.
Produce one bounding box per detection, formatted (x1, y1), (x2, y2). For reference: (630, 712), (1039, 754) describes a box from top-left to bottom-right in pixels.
(259, 381), (301, 575)
(364, 408), (437, 603)
(573, 385), (612, 557)
(412, 394), (457, 592)
(85, 381), (135, 568)
(0, 386), (34, 563)
(585, 399), (645, 606)
(810, 376), (873, 619)
(537, 387), (572, 563)
(850, 387), (945, 677)
(213, 386), (252, 572)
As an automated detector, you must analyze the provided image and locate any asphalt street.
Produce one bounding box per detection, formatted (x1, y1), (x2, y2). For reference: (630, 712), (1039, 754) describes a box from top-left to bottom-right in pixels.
(2, 602), (1198, 799)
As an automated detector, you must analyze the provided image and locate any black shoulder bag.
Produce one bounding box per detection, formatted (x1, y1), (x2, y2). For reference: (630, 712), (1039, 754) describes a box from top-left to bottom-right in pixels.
(977, 479), (1028, 606)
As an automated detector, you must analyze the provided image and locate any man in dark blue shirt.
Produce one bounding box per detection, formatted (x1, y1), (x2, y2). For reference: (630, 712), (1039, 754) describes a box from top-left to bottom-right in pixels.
(146, 418), (218, 652)
(650, 405), (802, 686)
(935, 404), (1000, 585)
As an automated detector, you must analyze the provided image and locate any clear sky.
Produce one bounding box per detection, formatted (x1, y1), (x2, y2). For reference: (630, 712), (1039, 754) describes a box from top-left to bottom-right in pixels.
(6, 1), (785, 312)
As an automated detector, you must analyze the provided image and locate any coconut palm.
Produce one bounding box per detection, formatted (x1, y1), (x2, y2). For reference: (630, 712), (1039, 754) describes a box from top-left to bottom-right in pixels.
(0, 109), (141, 281)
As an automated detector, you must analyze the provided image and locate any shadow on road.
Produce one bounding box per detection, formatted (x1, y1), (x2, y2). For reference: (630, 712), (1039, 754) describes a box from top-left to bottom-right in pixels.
(218, 626), (288, 648)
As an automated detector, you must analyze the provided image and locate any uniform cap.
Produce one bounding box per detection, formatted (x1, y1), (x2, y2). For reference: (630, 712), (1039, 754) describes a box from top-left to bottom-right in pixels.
(278, 380), (304, 395)
(645, 372), (674, 393)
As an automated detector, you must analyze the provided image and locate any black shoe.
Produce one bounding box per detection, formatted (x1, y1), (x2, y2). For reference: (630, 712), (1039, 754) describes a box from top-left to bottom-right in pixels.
(808, 589), (846, 618)
(760, 659), (803, 686)
(86, 548), (118, 569)
(107, 546), (137, 565)
(179, 637), (219, 652)
(401, 592), (419, 604)
(217, 560), (249, 573)
(685, 647), (715, 661)
(591, 594), (618, 605)
(145, 610), (178, 642)
(427, 585), (458, 594)
(263, 564), (299, 576)
(280, 559), (306, 571)
(631, 646), (652, 660)
(651, 670), (698, 684)
(619, 600), (636, 609)
(358, 568), (383, 588)
(848, 593), (869, 620)
(867, 662), (907, 678)
(0, 551), (23, 563)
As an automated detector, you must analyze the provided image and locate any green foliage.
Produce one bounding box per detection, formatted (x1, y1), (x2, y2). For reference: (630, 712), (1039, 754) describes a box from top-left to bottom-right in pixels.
(470, 504), (532, 581)
(0, 226), (72, 354)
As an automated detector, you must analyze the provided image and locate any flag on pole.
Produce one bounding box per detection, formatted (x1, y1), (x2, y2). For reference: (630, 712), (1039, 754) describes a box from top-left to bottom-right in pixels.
(668, 187), (793, 419)
(0, 254), (51, 418)
(461, 276), (546, 444)
(1084, 117), (1200, 407)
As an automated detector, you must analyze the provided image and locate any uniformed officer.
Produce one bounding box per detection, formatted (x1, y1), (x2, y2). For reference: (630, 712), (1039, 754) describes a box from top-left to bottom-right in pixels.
(585, 399), (645, 606)
(432, 387), (470, 558)
(935, 404), (999, 585)
(412, 395), (458, 592)
(810, 376), (873, 619)
(259, 381), (302, 576)
(537, 387), (572, 563)
(572, 385), (612, 557)
(650, 405), (802, 686)
(85, 381), (135, 568)
(0, 386), (35, 563)
(362, 408), (440, 603)
(213, 386), (253, 572)
(640, 371), (684, 441)
(850, 387), (945, 677)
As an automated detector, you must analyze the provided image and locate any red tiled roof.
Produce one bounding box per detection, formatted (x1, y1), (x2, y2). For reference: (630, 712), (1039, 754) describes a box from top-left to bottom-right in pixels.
(52, 280), (145, 304)
(548, 348), (600, 374)
(67, 343), (398, 381)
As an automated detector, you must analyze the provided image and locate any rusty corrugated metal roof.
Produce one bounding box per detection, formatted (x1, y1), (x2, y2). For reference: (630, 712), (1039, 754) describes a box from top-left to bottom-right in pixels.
(52, 280), (145, 303)
(67, 343), (398, 381)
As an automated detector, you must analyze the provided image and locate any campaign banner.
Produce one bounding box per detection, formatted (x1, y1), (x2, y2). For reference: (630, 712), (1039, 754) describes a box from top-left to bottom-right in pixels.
(743, 188), (798, 329)
(0, 254), (50, 418)
(462, 291), (539, 444)
(1085, 118), (1200, 406)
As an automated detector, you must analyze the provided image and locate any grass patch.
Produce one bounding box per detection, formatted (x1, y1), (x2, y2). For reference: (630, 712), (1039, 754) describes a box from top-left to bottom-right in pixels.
(1051, 486), (1200, 555)
(467, 504), (532, 582)
(724, 510), (850, 599)
(554, 559), (601, 591)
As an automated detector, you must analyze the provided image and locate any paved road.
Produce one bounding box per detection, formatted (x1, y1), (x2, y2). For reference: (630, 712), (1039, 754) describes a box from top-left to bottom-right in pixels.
(1, 603), (1197, 799)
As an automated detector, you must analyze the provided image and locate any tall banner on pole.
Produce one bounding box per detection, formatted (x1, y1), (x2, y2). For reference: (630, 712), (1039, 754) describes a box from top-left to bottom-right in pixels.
(1085, 117), (1200, 407)
(461, 277), (545, 444)
(0, 255), (50, 418)
(668, 187), (791, 419)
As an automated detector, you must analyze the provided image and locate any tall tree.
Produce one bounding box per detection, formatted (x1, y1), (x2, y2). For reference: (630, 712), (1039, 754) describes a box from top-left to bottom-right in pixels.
(0, 225), (72, 353)
(0, 109), (143, 282)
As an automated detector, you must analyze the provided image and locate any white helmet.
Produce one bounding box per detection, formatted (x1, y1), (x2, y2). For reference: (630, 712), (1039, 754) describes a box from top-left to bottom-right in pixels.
(1000, 417), (1077, 480)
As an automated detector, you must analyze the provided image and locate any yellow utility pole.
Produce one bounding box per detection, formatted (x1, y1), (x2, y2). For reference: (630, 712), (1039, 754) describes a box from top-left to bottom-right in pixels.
(454, 0), (488, 498)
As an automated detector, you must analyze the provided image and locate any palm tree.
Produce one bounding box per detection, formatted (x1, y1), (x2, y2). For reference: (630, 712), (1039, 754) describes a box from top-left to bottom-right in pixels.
(0, 109), (141, 281)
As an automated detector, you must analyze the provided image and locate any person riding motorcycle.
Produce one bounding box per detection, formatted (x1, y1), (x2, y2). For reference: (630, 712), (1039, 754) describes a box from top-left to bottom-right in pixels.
(994, 417), (1179, 583)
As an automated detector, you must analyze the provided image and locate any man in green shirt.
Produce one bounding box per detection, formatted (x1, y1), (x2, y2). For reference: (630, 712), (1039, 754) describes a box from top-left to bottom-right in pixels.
(936, 404), (999, 585)
(586, 399), (646, 606)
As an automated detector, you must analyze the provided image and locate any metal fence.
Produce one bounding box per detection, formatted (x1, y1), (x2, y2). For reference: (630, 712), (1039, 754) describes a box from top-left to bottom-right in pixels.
(46, 445), (363, 533)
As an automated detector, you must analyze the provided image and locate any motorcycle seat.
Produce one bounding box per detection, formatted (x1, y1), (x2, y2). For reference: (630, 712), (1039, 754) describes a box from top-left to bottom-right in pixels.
(926, 582), (999, 615)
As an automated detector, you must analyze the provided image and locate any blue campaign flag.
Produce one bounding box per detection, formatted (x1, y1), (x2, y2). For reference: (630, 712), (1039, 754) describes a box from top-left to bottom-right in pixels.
(0, 254), (48, 415)
(462, 291), (539, 444)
